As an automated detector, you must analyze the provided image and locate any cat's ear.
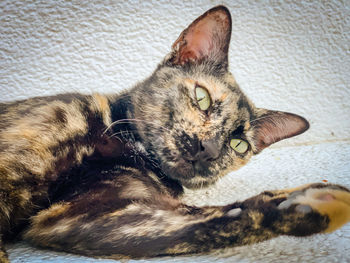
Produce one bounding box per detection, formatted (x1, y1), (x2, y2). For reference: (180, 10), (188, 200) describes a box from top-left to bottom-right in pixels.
(250, 110), (309, 153)
(168, 6), (232, 66)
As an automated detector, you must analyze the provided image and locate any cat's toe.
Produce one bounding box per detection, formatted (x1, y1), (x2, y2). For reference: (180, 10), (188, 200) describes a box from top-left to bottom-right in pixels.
(278, 183), (350, 233)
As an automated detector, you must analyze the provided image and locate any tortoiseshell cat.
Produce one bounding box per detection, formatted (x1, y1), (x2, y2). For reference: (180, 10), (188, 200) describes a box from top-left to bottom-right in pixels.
(0, 6), (349, 262)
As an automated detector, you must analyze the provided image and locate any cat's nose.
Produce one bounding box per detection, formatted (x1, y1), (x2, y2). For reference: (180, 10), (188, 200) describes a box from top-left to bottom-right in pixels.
(197, 139), (220, 162)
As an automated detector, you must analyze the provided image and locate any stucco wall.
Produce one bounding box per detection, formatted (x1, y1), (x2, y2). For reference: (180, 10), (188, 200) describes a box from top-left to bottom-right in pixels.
(0, 0), (349, 147)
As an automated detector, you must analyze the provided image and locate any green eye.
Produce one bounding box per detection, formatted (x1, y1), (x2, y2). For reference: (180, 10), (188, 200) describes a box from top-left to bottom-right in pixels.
(230, 139), (249, 154)
(195, 86), (211, 111)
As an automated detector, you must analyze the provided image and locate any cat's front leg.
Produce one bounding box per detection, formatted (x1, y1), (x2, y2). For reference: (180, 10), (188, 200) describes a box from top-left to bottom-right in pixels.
(24, 181), (350, 258)
(0, 240), (8, 263)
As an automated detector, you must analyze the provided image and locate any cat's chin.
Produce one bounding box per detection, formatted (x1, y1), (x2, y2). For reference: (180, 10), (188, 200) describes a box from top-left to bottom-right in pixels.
(181, 176), (218, 189)
(161, 159), (218, 189)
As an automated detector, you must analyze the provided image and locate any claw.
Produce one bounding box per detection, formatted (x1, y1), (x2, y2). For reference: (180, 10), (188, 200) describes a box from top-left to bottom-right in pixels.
(295, 204), (312, 214)
(226, 208), (242, 217)
(277, 199), (293, 210)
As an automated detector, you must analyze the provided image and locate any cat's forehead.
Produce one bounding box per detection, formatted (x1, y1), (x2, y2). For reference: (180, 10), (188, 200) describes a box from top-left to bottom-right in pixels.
(184, 74), (239, 98)
(176, 70), (247, 112)
(154, 65), (254, 123)
(174, 72), (253, 132)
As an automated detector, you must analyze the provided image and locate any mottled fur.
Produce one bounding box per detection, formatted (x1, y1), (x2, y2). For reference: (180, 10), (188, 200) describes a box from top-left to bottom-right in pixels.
(0, 6), (349, 262)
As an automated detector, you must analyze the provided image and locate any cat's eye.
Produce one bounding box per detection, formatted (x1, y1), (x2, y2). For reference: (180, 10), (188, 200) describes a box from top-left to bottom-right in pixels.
(230, 139), (249, 154)
(195, 86), (211, 111)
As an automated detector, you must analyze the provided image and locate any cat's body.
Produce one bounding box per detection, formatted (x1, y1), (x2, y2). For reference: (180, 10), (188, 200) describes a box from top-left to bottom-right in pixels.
(0, 6), (349, 262)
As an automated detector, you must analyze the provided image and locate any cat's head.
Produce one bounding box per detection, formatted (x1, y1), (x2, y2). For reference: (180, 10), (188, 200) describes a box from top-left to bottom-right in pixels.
(130, 6), (309, 189)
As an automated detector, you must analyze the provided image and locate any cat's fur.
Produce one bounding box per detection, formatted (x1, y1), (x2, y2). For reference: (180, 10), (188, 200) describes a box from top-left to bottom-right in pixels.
(0, 6), (349, 262)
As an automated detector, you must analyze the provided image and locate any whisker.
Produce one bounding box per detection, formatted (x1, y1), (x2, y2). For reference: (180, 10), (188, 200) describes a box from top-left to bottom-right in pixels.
(250, 115), (272, 124)
(103, 118), (171, 135)
(108, 133), (123, 143)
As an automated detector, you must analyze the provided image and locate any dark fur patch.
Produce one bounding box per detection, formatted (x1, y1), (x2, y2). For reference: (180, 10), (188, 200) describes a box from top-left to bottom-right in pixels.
(53, 107), (68, 124)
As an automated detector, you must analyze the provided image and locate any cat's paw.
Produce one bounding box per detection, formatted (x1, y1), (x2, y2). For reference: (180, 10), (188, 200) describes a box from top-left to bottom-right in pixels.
(275, 183), (350, 234)
(239, 183), (350, 236)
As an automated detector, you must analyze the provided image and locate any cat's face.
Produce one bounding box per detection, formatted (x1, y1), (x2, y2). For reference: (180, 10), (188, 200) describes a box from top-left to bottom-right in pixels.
(132, 65), (256, 188)
(130, 6), (309, 189)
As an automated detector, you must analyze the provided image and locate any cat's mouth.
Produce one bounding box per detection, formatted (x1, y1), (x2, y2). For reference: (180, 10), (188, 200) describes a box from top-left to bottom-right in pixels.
(161, 158), (216, 189)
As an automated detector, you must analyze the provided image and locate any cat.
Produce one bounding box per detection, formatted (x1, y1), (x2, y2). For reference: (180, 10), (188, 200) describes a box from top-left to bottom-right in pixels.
(0, 5), (349, 262)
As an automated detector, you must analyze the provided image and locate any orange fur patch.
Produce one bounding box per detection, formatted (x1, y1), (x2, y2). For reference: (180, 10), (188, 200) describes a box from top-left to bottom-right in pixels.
(93, 94), (109, 113)
(296, 188), (350, 233)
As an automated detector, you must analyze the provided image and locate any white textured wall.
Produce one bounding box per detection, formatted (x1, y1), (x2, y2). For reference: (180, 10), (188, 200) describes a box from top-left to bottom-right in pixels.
(0, 0), (349, 147)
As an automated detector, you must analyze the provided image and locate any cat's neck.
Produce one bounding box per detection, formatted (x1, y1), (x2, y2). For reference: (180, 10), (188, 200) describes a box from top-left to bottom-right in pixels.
(108, 93), (184, 197)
